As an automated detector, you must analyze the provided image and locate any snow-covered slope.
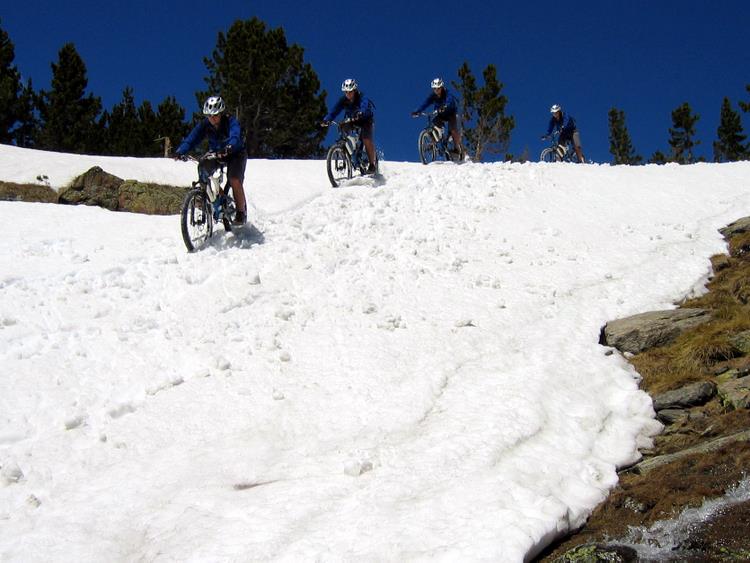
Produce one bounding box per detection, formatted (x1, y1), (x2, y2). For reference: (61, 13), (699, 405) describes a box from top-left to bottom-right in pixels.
(2, 144), (749, 561)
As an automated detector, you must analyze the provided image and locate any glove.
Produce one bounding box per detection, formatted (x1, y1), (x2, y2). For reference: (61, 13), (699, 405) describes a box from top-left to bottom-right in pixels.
(437, 105), (447, 115)
(410, 111), (419, 118)
(172, 153), (188, 161)
(218, 145), (233, 159)
(320, 120), (330, 128)
(541, 135), (550, 141)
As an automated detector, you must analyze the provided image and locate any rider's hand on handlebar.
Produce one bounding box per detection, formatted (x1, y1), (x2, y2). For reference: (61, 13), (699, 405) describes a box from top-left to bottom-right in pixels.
(172, 153), (188, 161)
(541, 135), (550, 141)
(410, 111), (419, 118)
(217, 145), (232, 159)
(320, 120), (330, 128)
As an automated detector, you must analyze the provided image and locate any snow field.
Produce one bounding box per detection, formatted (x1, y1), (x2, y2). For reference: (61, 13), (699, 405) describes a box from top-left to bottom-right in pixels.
(2, 145), (750, 561)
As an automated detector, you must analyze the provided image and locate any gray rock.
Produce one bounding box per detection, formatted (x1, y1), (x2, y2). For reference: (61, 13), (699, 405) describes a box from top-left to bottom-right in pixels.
(718, 376), (750, 410)
(632, 429), (750, 475)
(718, 216), (750, 238)
(653, 381), (717, 411)
(58, 167), (189, 215)
(729, 330), (750, 355)
(656, 408), (689, 425)
(553, 543), (638, 562)
(600, 308), (711, 354)
(59, 167), (124, 210)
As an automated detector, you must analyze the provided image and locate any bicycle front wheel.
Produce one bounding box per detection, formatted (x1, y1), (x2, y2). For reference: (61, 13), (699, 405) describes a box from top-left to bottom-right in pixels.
(540, 148), (559, 163)
(418, 129), (438, 164)
(326, 144), (353, 187)
(180, 188), (213, 252)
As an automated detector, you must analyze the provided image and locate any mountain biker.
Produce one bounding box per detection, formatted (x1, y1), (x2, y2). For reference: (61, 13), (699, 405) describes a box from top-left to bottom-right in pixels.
(321, 78), (377, 174)
(543, 104), (585, 163)
(174, 95), (248, 224)
(411, 77), (465, 159)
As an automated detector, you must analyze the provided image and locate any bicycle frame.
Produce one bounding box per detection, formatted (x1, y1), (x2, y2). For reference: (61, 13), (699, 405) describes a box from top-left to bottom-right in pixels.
(331, 120), (367, 170)
(191, 152), (235, 222)
(416, 111), (459, 163)
(540, 131), (578, 163)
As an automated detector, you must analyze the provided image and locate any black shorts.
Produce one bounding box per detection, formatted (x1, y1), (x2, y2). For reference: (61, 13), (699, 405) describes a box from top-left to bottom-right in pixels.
(434, 113), (458, 132)
(224, 150), (248, 183)
(343, 119), (374, 141)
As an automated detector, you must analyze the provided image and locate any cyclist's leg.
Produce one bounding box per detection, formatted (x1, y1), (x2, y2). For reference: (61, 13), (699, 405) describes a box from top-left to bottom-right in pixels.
(447, 113), (464, 157)
(226, 150), (248, 218)
(572, 130), (585, 163)
(360, 120), (376, 172)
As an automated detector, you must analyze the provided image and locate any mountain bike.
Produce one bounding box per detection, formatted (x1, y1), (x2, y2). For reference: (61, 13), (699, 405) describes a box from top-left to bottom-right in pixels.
(180, 152), (237, 252)
(539, 131), (582, 163)
(416, 112), (464, 165)
(325, 120), (379, 187)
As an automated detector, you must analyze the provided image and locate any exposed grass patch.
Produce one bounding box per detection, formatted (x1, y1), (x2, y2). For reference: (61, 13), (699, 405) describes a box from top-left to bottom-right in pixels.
(632, 229), (750, 395)
(0, 181), (57, 203)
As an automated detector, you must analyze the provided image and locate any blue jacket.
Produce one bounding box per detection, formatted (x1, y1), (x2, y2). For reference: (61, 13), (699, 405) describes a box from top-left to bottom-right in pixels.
(176, 114), (245, 156)
(324, 92), (375, 123)
(414, 88), (458, 116)
(546, 112), (577, 137)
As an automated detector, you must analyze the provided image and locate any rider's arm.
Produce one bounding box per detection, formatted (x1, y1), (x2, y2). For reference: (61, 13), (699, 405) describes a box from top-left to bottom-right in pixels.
(443, 93), (458, 114)
(176, 120), (207, 155)
(563, 114), (576, 133)
(324, 97), (345, 122)
(356, 97), (374, 120)
(225, 117), (244, 153)
(546, 117), (557, 136)
(414, 93), (435, 114)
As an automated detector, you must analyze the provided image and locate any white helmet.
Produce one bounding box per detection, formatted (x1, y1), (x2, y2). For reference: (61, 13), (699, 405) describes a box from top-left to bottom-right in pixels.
(550, 104), (562, 114)
(341, 78), (358, 92)
(203, 96), (225, 116)
(431, 77), (444, 89)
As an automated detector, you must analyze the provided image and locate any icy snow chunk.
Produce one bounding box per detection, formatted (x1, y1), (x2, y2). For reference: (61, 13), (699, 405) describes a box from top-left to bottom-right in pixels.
(64, 414), (86, 430)
(344, 459), (374, 477)
(1, 460), (24, 484)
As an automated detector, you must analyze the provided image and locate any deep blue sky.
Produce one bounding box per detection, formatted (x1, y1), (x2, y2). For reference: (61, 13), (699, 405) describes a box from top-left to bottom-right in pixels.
(3, 0), (749, 163)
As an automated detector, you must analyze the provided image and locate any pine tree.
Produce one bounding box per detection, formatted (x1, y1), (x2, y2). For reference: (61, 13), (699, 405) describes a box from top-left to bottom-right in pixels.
(667, 102), (700, 164)
(200, 17), (327, 158)
(104, 86), (140, 156)
(0, 19), (25, 143)
(713, 97), (747, 162)
(452, 62), (514, 162)
(136, 100), (160, 156)
(649, 150), (668, 164)
(37, 43), (102, 153)
(154, 96), (189, 156)
(13, 79), (38, 147)
(607, 107), (642, 164)
(739, 84), (750, 113)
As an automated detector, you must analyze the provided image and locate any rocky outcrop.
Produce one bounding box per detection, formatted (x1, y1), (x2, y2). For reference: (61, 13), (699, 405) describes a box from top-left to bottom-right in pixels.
(118, 180), (189, 215)
(719, 216), (750, 238)
(600, 308), (711, 354)
(543, 216), (750, 562)
(58, 166), (123, 210)
(632, 429), (750, 475)
(58, 167), (188, 214)
(652, 381), (717, 411)
(718, 376), (750, 410)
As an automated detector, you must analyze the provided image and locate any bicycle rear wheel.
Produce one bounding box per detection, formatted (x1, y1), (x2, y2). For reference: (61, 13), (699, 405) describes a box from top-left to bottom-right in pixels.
(419, 129), (439, 164)
(180, 188), (213, 252)
(326, 144), (353, 187)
